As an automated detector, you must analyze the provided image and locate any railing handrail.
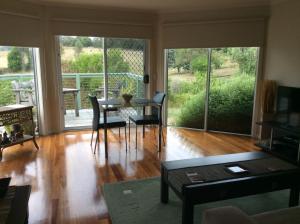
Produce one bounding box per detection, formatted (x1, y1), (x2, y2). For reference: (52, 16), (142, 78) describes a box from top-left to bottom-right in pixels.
(0, 72), (143, 81)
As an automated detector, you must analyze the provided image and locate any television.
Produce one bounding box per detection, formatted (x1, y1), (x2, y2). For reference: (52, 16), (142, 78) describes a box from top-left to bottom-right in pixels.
(276, 86), (300, 126)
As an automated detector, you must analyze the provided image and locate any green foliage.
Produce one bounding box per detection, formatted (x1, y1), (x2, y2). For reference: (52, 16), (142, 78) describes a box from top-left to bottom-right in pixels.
(67, 50), (130, 73)
(60, 36), (144, 50)
(93, 37), (103, 48)
(191, 55), (207, 73)
(0, 80), (15, 106)
(175, 75), (255, 134)
(60, 36), (76, 46)
(106, 38), (145, 51)
(7, 47), (22, 72)
(77, 37), (93, 47)
(170, 49), (208, 73)
(229, 48), (258, 74)
(74, 39), (84, 55)
(70, 53), (103, 73)
(107, 49), (130, 72)
(211, 51), (224, 69)
(120, 81), (135, 95)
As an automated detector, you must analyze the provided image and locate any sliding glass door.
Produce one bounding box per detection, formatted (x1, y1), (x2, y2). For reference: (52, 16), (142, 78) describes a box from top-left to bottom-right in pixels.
(166, 47), (259, 135)
(208, 48), (258, 134)
(167, 49), (208, 129)
(106, 38), (146, 99)
(58, 36), (147, 129)
(59, 36), (104, 128)
(0, 46), (40, 134)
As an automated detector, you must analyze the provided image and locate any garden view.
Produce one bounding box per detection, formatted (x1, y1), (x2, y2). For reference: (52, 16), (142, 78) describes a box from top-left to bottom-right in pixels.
(0, 41), (258, 133)
(59, 36), (146, 112)
(167, 47), (258, 134)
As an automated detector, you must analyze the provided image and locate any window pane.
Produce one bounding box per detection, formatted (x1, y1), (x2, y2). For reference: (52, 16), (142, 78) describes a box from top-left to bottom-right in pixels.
(208, 47), (258, 134)
(106, 38), (145, 99)
(0, 46), (39, 134)
(59, 36), (104, 128)
(167, 48), (208, 129)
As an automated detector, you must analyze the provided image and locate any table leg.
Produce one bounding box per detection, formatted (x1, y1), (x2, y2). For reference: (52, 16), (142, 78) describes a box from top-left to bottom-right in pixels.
(74, 92), (79, 117)
(32, 137), (39, 150)
(182, 196), (194, 224)
(269, 128), (274, 150)
(289, 185), (300, 207)
(104, 109), (108, 159)
(158, 106), (162, 152)
(160, 166), (169, 203)
(143, 106), (145, 138)
(297, 142), (300, 164)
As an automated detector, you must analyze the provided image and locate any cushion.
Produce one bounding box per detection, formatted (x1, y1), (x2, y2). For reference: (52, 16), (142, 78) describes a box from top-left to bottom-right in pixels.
(253, 206), (300, 224)
(202, 206), (256, 224)
(99, 116), (126, 129)
(129, 115), (159, 125)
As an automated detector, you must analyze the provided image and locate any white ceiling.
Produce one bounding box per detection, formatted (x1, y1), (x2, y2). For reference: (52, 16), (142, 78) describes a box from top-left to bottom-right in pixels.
(23, 0), (285, 12)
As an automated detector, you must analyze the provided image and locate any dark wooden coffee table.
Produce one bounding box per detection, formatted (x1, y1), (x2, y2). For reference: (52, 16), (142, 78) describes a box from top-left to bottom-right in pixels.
(160, 152), (300, 224)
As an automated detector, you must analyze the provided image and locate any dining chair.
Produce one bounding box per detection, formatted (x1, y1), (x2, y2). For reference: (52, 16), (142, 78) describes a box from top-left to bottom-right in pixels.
(89, 95), (127, 154)
(128, 92), (166, 149)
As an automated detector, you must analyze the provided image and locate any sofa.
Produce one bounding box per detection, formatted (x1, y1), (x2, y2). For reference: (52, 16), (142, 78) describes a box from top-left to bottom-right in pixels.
(202, 206), (300, 224)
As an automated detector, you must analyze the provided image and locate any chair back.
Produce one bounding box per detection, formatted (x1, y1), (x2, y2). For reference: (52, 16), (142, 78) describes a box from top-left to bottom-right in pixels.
(153, 92), (166, 105)
(88, 95), (100, 131)
(152, 92), (166, 117)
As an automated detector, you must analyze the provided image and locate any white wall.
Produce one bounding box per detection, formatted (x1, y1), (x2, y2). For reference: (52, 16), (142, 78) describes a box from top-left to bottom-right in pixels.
(264, 0), (300, 87)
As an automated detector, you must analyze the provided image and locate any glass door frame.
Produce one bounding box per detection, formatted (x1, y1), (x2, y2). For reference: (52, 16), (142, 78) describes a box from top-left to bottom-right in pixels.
(164, 47), (260, 136)
(56, 36), (149, 130)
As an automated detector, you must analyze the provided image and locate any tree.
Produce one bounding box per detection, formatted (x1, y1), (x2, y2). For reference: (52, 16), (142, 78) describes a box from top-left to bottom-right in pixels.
(66, 50), (129, 73)
(61, 36), (76, 46)
(70, 53), (103, 73)
(92, 37), (103, 48)
(230, 48), (258, 75)
(74, 39), (83, 55)
(7, 47), (22, 72)
(167, 49), (175, 68)
(191, 55), (207, 73)
(76, 37), (93, 47)
(107, 49), (130, 72)
(172, 49), (206, 73)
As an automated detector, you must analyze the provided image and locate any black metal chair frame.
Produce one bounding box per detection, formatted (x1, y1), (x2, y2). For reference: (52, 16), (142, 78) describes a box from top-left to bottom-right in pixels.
(89, 95), (127, 154)
(128, 92), (166, 150)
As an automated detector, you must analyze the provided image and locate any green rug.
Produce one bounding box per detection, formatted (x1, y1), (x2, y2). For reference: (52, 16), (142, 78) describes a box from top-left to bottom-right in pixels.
(103, 177), (291, 224)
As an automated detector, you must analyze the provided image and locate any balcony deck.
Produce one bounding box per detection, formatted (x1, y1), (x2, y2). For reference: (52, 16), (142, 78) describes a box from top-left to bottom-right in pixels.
(64, 108), (138, 128)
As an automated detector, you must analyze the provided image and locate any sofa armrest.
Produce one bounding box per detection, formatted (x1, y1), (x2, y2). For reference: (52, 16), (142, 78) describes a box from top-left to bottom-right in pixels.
(202, 206), (257, 224)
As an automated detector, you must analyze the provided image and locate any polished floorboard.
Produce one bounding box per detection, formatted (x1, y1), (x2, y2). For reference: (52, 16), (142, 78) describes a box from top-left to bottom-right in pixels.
(0, 127), (260, 224)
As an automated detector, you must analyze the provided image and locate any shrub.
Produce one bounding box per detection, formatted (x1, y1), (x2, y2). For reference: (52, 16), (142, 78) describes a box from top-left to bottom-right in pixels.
(191, 55), (207, 73)
(70, 53), (103, 73)
(8, 48), (22, 72)
(176, 75), (255, 134)
(229, 48), (257, 75)
(107, 49), (130, 72)
(66, 50), (130, 74)
(0, 80), (15, 106)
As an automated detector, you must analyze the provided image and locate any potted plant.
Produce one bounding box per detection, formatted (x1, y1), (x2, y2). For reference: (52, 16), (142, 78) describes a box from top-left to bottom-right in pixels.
(120, 82), (135, 103)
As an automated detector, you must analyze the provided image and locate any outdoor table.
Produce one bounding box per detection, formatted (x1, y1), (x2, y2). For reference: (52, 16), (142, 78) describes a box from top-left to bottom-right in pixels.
(95, 87), (120, 98)
(98, 98), (163, 159)
(63, 88), (80, 117)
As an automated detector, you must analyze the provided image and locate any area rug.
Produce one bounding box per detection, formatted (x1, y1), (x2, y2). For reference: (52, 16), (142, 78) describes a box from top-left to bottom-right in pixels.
(103, 177), (290, 224)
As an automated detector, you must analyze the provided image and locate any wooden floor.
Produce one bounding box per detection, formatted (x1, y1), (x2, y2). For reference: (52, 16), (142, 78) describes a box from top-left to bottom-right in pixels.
(0, 127), (260, 224)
